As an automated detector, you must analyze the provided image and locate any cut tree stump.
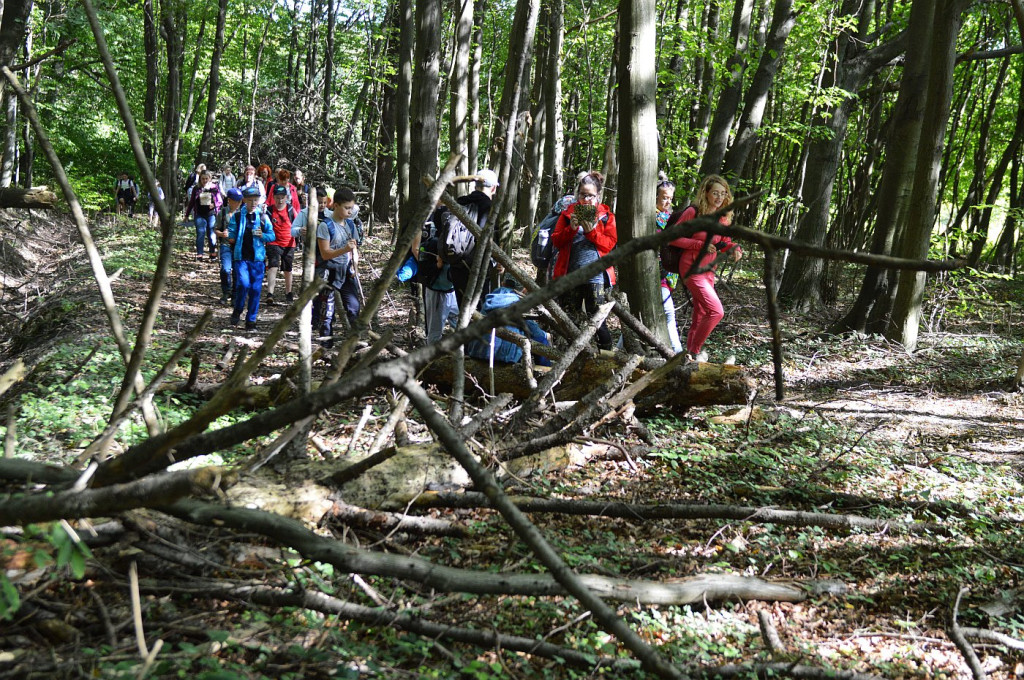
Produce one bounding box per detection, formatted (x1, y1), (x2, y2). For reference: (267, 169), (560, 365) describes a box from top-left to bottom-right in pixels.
(420, 353), (756, 410)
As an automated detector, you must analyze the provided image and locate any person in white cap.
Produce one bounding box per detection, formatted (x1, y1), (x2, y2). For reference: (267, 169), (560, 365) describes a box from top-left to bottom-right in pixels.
(441, 168), (499, 308)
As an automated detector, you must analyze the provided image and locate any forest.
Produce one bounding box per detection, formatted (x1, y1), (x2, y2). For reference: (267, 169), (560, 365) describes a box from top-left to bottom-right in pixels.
(1, 0), (1024, 677)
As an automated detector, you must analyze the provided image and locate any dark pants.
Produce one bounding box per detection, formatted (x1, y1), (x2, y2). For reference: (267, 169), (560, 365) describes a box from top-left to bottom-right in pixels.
(562, 282), (612, 349)
(313, 266), (361, 346)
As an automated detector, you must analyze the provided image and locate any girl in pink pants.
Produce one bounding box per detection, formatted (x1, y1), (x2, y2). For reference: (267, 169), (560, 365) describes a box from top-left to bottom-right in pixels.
(666, 175), (743, 362)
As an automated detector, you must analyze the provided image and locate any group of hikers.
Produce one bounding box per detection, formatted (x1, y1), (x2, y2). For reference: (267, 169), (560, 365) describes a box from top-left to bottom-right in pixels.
(115, 161), (742, 360)
(404, 168), (742, 364)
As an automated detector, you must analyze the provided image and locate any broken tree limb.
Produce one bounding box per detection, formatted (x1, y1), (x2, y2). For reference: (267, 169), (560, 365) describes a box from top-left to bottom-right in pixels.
(324, 501), (467, 537)
(157, 499), (822, 603)
(0, 186), (58, 209)
(400, 491), (946, 536)
(0, 467), (237, 525)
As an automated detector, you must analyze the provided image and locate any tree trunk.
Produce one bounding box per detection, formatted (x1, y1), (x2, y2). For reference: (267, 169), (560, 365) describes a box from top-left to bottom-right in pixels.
(372, 6), (400, 225)
(600, 24), (619, 212)
(468, 1), (483, 173)
(0, 89), (16, 187)
(195, 0), (228, 166)
(160, 2), (187, 212)
(777, 1), (907, 311)
(142, 0), (160, 165)
(486, 0), (540, 250)
(178, 14), (206, 147)
(886, 1), (966, 352)
(617, 0), (666, 348)
(541, 0), (564, 206)
(515, 17), (548, 247)
(721, 0), (798, 180)
(450, 0), (473, 185)
(395, 0), (413, 227)
(403, 0), (442, 236)
(699, 0), (754, 177)
(0, 185), (55, 208)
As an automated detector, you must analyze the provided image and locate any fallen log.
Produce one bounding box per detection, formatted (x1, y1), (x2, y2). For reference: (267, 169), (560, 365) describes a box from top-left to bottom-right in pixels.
(419, 353), (756, 410)
(0, 186), (57, 209)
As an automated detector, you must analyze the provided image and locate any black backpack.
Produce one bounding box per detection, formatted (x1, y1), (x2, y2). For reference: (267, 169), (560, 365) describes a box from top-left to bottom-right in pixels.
(530, 209), (560, 270)
(416, 237), (443, 287)
(659, 205), (695, 274)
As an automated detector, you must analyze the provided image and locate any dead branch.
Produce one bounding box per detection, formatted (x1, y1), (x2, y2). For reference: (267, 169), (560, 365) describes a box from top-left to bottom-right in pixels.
(0, 467), (237, 524)
(400, 491), (944, 535)
(324, 501), (467, 537)
(158, 499), (816, 606)
(947, 587), (985, 680)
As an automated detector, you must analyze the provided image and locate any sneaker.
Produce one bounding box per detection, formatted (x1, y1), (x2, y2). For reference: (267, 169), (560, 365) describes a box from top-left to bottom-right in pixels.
(219, 295), (228, 305)
(695, 350), (709, 363)
(229, 314), (240, 326)
(265, 294), (276, 306)
(285, 291), (294, 303)
(245, 321), (258, 331)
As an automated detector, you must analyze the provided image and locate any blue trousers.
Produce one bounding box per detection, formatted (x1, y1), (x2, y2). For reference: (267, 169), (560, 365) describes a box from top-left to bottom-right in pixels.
(233, 260), (266, 323)
(219, 245), (235, 298)
(194, 216), (214, 255)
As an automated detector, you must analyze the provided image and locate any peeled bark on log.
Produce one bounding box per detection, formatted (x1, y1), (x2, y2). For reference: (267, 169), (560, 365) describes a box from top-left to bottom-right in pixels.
(323, 501), (467, 537)
(0, 186), (57, 209)
(420, 353), (756, 409)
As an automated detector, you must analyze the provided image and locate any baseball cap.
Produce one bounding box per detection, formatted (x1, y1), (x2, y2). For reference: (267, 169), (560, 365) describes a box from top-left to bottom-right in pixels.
(273, 185), (288, 196)
(226, 188), (243, 201)
(242, 186), (260, 198)
(477, 169), (499, 187)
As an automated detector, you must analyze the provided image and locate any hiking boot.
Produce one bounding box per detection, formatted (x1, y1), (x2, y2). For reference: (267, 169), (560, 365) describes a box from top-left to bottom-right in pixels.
(219, 295), (228, 305)
(285, 291), (294, 303)
(245, 321), (258, 331)
(265, 294), (276, 306)
(229, 314), (240, 326)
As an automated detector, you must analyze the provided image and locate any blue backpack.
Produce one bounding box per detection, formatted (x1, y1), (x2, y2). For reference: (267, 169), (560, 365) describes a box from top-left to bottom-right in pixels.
(465, 288), (551, 365)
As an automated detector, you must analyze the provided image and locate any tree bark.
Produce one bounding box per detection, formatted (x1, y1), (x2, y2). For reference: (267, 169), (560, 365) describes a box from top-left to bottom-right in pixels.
(450, 0), (473, 184)
(722, 0), (798, 179)
(886, 0), (966, 352)
(616, 0), (665, 348)
(0, 185), (55, 208)
(395, 0), (415, 230)
(486, 0), (540, 250)
(541, 0), (565, 206)
(195, 0), (228, 165)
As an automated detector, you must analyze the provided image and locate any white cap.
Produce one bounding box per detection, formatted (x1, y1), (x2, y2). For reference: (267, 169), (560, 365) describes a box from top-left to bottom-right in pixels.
(477, 169), (499, 187)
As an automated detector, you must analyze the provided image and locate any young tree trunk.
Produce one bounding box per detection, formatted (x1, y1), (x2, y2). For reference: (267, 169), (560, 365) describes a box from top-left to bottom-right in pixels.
(601, 24), (619, 212)
(468, 1), (483, 173)
(321, 0), (337, 146)
(396, 0), (414, 226)
(541, 0), (564, 206)
(886, 0), (967, 352)
(722, 0), (797, 180)
(0, 90), (17, 187)
(699, 0), (754, 177)
(515, 18), (548, 246)
(286, 0), (301, 107)
(777, 1), (907, 311)
(688, 1), (720, 164)
(450, 0), (473, 184)
(616, 0), (666, 348)
(195, 0), (228, 166)
(244, 22), (270, 167)
(403, 0), (442, 235)
(372, 7), (400, 225)
(179, 15), (207, 146)
(160, 2), (187, 212)
(486, 0), (540, 251)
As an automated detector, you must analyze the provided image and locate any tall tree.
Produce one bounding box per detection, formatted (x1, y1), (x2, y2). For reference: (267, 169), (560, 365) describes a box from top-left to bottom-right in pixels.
(160, 0), (188, 211)
(487, 0), (540, 250)
(777, 1), (906, 311)
(396, 0), (413, 225)
(403, 0), (441, 236)
(722, 0), (799, 180)
(541, 0), (565, 206)
(196, 0), (229, 166)
(450, 0), (473, 186)
(699, 0), (754, 177)
(617, 0), (665, 346)
(372, 6), (400, 225)
(886, 0), (969, 352)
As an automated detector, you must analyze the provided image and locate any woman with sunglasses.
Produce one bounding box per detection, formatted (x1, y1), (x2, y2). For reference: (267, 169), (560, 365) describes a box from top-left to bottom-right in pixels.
(668, 174), (743, 362)
(551, 171), (617, 350)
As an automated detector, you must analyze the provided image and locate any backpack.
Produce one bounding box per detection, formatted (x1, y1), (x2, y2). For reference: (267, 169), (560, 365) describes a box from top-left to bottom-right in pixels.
(530, 210), (559, 269)
(415, 237), (443, 287)
(659, 205), (694, 275)
(465, 287), (551, 365)
(438, 203), (479, 264)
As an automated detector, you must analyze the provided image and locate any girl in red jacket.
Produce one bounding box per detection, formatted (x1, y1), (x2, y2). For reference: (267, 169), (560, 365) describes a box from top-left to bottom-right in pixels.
(551, 172), (617, 350)
(668, 174), (743, 362)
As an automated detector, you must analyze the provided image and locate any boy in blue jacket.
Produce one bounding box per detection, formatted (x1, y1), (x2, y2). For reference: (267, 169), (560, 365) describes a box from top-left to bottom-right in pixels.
(227, 186), (275, 330)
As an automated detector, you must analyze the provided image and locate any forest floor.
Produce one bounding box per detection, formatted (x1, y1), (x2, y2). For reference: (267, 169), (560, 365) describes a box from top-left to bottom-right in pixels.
(2, 208), (1024, 679)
